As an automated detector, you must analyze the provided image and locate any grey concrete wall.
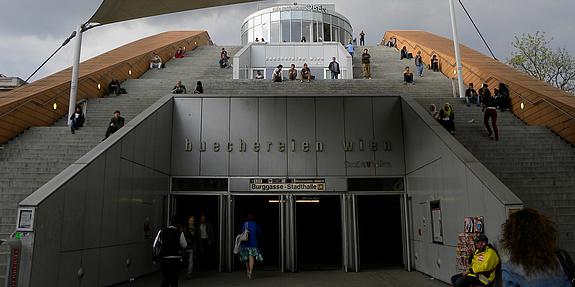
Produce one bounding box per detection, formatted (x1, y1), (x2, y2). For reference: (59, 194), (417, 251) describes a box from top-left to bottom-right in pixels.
(19, 96), (174, 287)
(171, 96), (405, 177)
(401, 96), (522, 283)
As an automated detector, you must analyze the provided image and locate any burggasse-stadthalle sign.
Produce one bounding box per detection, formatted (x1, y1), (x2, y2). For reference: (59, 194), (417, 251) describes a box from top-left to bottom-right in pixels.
(184, 138), (392, 153)
(250, 178), (326, 192)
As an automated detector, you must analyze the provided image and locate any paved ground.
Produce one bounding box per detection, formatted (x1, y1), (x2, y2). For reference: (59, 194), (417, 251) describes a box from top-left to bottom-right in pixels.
(115, 269), (449, 287)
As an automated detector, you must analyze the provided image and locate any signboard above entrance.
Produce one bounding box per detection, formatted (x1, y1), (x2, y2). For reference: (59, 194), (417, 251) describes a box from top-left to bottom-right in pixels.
(250, 178), (326, 192)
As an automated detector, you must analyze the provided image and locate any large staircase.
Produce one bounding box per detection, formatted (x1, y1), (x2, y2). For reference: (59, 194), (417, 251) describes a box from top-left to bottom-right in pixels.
(0, 45), (239, 285)
(1, 44), (574, 285)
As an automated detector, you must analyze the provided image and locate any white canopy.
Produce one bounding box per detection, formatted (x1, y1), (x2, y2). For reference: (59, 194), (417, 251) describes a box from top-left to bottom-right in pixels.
(89, 0), (261, 25)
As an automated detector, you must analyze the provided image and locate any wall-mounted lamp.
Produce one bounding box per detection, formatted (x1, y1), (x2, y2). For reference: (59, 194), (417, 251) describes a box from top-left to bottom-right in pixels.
(97, 83), (101, 90)
(520, 102), (525, 110)
(53, 103), (58, 110)
(128, 69), (132, 75)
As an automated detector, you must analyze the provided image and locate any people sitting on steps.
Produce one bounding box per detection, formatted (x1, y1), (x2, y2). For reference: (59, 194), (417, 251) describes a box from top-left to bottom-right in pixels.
(108, 79), (121, 96)
(438, 102), (456, 135)
(300, 63), (312, 82)
(288, 64), (297, 81)
(255, 71), (264, 80)
(403, 66), (414, 84)
(150, 53), (163, 70)
(400, 46), (409, 60)
(103, 110), (125, 140)
(272, 65), (283, 82)
(171, 80), (187, 94)
(69, 105), (85, 134)
(466, 82), (480, 107)
(175, 46), (186, 58)
(194, 81), (203, 94)
(429, 104), (439, 120)
(450, 234), (500, 287)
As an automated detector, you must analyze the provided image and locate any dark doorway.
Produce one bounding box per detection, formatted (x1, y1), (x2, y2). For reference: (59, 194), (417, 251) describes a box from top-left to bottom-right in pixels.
(234, 195), (281, 271)
(173, 195), (219, 271)
(296, 195), (342, 270)
(357, 195), (403, 269)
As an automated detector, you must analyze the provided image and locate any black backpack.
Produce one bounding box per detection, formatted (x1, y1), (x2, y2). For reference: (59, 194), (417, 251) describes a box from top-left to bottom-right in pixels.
(557, 249), (575, 286)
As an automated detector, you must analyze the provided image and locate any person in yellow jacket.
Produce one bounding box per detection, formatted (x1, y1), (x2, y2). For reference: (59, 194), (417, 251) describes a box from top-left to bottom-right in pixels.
(451, 234), (500, 287)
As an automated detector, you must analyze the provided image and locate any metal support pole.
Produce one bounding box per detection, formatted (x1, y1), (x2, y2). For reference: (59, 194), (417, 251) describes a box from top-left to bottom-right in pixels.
(67, 24), (83, 126)
(448, 0), (466, 98)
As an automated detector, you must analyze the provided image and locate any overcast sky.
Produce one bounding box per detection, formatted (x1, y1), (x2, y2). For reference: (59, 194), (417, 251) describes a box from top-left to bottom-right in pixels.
(1, 0), (574, 82)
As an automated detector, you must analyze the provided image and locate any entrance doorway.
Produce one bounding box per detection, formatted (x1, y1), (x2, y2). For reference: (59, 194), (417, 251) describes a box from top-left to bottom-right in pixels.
(356, 195), (403, 269)
(295, 195), (342, 270)
(233, 195), (281, 271)
(173, 195), (220, 271)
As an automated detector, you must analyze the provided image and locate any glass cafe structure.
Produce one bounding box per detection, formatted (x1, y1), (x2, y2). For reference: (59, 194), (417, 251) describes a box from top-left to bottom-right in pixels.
(241, 4), (353, 45)
(234, 4), (354, 80)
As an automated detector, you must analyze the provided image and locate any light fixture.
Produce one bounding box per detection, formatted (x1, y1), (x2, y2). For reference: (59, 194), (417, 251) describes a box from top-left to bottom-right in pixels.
(453, 70), (457, 75)
(296, 199), (320, 203)
(128, 69), (132, 75)
(53, 103), (58, 110)
(97, 83), (101, 89)
(520, 102), (525, 110)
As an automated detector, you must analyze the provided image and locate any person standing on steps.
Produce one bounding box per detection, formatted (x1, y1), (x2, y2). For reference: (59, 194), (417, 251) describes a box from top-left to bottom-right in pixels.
(362, 49), (371, 79)
(103, 110), (124, 140)
(414, 51), (424, 77)
(482, 88), (499, 141)
(328, 57), (341, 79)
(346, 41), (354, 57)
(359, 30), (365, 46)
(220, 48), (230, 68)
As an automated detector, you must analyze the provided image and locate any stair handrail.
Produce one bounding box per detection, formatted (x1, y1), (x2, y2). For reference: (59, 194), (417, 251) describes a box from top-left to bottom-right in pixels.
(388, 35), (575, 122)
(0, 88), (70, 120)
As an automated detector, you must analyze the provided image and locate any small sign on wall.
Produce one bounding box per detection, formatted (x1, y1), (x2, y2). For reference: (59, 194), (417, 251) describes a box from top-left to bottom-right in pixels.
(430, 201), (443, 243)
(16, 207), (35, 232)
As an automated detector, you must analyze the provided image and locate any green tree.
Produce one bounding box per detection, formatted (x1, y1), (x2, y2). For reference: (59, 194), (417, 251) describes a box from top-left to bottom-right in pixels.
(508, 31), (575, 94)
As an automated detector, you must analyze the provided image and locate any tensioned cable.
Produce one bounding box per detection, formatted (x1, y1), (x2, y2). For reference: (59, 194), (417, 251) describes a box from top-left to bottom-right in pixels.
(25, 31), (77, 83)
(458, 0), (498, 60)
(24, 22), (100, 83)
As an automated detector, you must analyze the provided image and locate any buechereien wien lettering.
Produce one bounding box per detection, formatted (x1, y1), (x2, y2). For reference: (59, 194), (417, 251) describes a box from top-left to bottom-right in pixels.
(184, 138), (392, 152)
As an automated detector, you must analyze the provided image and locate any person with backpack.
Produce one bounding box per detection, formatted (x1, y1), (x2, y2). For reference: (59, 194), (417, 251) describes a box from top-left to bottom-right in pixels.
(451, 234), (500, 287)
(153, 220), (187, 287)
(500, 208), (573, 287)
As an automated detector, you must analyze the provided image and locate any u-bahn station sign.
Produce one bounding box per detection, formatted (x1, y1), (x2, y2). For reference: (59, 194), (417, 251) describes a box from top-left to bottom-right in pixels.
(250, 178), (326, 192)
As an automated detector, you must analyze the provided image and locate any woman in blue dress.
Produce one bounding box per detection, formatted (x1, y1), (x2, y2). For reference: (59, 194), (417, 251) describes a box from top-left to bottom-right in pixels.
(240, 214), (263, 280)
